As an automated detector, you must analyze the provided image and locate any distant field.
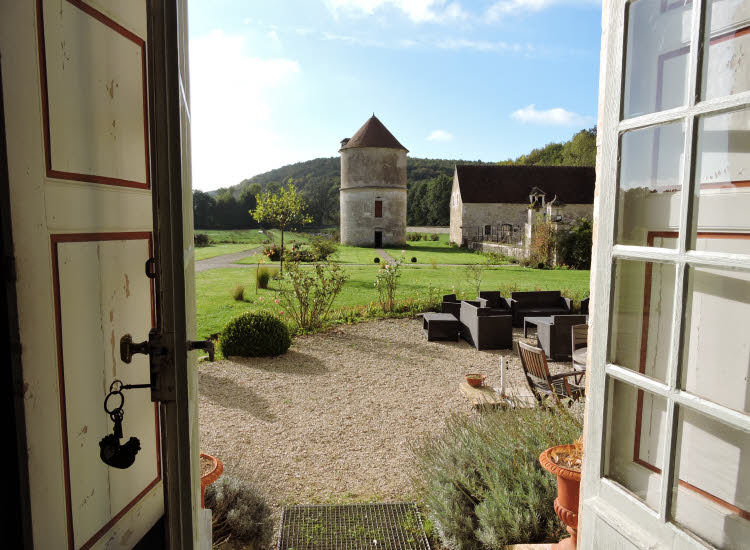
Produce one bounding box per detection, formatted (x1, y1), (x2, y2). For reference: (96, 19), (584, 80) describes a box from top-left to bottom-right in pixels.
(195, 264), (590, 338)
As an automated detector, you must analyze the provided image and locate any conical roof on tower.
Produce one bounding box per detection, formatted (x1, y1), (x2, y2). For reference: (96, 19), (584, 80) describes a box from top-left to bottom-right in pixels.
(339, 114), (408, 152)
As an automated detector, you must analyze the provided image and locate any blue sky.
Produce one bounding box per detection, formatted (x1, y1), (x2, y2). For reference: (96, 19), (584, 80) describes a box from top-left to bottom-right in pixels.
(188, 0), (602, 191)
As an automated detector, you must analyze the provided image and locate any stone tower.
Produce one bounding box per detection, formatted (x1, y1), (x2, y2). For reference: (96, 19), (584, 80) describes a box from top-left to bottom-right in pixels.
(339, 115), (408, 247)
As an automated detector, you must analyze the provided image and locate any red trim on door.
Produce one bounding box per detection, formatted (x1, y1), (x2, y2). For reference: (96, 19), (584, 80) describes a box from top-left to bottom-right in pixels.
(50, 232), (160, 550)
(36, 0), (150, 189)
(631, 230), (750, 521)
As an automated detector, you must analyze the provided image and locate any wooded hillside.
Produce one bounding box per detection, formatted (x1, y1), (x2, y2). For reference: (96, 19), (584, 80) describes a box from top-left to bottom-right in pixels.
(194, 128), (596, 229)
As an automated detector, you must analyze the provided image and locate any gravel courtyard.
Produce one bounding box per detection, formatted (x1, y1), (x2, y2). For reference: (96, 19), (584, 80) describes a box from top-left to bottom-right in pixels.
(198, 317), (573, 516)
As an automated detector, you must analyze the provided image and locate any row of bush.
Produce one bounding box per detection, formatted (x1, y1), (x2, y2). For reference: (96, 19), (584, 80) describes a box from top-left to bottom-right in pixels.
(374, 256), (418, 263)
(407, 232), (440, 242)
(263, 236), (337, 262)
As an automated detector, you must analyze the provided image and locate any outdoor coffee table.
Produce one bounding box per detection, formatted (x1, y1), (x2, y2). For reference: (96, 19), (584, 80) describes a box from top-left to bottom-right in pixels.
(422, 312), (460, 341)
(523, 316), (553, 338)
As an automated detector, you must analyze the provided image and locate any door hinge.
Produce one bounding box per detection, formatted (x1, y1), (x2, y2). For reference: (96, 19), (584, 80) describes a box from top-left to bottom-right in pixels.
(120, 329), (175, 402)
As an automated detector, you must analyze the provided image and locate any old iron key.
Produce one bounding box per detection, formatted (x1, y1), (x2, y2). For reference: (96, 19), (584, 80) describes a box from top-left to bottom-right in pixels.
(99, 380), (141, 469)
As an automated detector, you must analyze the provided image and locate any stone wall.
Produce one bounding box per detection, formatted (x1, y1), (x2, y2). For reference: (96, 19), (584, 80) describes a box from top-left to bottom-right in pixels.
(449, 171), (463, 244)
(471, 241), (529, 260)
(454, 202), (594, 244)
(340, 187), (407, 246)
(340, 147), (407, 246)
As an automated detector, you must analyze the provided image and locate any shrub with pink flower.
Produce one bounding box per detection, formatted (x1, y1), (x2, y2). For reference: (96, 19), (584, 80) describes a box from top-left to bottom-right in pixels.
(374, 257), (402, 312)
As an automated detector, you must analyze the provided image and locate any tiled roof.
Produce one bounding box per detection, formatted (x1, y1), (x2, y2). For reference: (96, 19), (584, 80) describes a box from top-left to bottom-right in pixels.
(455, 164), (595, 204)
(340, 115), (408, 152)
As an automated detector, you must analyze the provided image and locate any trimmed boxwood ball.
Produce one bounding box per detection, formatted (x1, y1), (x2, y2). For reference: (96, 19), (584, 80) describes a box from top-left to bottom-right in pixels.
(374, 257), (380, 263)
(411, 256), (417, 263)
(220, 311), (291, 357)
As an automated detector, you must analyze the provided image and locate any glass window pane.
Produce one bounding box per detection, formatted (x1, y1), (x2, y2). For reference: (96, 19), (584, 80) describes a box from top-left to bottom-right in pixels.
(691, 108), (750, 253)
(617, 122), (685, 247)
(605, 378), (666, 511)
(681, 265), (750, 413)
(609, 259), (676, 383)
(702, 0), (750, 100)
(623, 0), (691, 118)
(671, 407), (750, 548)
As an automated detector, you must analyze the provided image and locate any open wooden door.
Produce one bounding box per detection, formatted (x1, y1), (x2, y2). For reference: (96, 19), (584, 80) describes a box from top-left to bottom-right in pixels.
(0, 0), (201, 547)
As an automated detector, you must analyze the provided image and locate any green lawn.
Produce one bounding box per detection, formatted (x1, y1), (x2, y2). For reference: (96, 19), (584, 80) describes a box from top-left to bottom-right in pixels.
(196, 228), (311, 244)
(195, 264), (590, 339)
(232, 233), (493, 266)
(234, 244), (378, 265)
(385, 234), (489, 265)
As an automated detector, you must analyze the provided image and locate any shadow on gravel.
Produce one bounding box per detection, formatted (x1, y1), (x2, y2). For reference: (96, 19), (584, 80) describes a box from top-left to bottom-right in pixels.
(199, 370), (278, 422)
(227, 350), (329, 376)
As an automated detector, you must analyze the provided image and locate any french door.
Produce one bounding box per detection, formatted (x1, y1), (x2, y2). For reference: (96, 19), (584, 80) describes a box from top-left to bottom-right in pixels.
(582, 0), (750, 548)
(0, 0), (200, 547)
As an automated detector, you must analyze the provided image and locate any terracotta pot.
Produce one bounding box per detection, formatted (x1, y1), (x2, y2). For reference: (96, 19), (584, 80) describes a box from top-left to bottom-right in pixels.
(200, 453), (224, 509)
(465, 373), (486, 387)
(539, 445), (582, 550)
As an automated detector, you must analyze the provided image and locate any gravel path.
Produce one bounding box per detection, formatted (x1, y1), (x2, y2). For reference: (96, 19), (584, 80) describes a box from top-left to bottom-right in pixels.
(199, 318), (573, 529)
(194, 246), (263, 273)
(375, 248), (396, 263)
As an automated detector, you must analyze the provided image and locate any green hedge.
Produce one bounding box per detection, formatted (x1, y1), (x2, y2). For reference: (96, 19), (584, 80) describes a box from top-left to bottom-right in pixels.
(219, 311), (291, 357)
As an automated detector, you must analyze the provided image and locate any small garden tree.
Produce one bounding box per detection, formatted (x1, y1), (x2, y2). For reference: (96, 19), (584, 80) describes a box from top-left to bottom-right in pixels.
(464, 259), (490, 297)
(251, 182), (312, 273)
(529, 215), (556, 268)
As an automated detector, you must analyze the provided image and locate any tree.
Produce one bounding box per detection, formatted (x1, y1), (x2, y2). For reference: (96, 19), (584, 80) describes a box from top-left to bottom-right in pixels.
(193, 190), (216, 228)
(557, 217), (593, 269)
(251, 183), (312, 273)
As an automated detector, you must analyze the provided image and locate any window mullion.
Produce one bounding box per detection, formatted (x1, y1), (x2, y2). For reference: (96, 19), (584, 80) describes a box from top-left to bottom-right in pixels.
(617, 90), (750, 133)
(657, 400), (678, 522)
(657, 263), (687, 522)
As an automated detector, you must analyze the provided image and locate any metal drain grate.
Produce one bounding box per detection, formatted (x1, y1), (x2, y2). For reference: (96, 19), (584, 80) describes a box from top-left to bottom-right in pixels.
(277, 502), (431, 550)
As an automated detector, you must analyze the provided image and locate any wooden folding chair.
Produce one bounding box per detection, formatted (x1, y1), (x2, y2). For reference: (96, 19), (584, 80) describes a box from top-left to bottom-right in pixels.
(571, 324), (588, 384)
(517, 340), (585, 405)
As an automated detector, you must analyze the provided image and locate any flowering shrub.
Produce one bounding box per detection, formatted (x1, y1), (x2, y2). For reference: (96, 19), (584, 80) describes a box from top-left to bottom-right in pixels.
(277, 260), (349, 330)
(374, 257), (403, 312)
(262, 244), (281, 261)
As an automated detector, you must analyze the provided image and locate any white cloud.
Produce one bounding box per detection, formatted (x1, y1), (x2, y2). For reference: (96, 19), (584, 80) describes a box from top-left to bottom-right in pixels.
(189, 30), (300, 190)
(325, 0), (467, 23)
(487, 0), (600, 19)
(435, 38), (528, 53)
(427, 129), (454, 141)
(511, 104), (593, 126)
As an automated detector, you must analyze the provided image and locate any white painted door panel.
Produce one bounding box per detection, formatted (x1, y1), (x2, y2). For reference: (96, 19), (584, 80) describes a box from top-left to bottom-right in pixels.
(0, 0), (163, 548)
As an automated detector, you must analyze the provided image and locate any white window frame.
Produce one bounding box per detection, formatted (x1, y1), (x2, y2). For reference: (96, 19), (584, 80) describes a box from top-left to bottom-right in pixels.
(581, 0), (750, 547)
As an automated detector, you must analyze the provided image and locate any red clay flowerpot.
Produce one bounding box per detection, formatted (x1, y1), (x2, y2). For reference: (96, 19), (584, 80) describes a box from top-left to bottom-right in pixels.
(200, 453), (224, 509)
(540, 445), (582, 550)
(465, 374), (486, 387)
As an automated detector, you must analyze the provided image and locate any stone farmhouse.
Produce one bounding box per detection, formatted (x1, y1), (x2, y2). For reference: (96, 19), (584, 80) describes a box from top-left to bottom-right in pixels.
(449, 164), (596, 248)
